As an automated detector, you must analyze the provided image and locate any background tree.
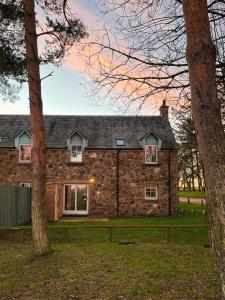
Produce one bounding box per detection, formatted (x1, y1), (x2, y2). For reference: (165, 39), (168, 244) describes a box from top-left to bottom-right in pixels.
(0, 0), (87, 254)
(175, 113), (205, 191)
(0, 1), (25, 101)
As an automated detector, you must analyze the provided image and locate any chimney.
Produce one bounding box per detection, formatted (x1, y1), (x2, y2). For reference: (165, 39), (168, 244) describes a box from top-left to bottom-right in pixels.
(160, 100), (169, 118)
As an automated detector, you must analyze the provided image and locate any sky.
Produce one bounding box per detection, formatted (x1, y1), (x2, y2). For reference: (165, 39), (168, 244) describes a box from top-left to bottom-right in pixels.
(0, 0), (161, 116)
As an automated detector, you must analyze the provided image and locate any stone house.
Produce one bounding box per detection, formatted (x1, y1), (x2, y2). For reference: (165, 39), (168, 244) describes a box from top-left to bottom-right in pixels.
(0, 102), (178, 220)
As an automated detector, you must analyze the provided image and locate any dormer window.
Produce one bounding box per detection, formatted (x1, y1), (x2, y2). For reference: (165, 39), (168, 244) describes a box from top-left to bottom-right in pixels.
(145, 145), (158, 164)
(70, 144), (82, 163)
(15, 130), (32, 163)
(116, 138), (125, 147)
(19, 144), (32, 163)
(67, 131), (87, 163)
(143, 133), (160, 165)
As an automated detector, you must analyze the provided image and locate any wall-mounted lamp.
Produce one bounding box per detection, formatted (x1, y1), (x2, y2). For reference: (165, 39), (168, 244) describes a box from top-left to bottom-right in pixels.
(89, 177), (95, 184)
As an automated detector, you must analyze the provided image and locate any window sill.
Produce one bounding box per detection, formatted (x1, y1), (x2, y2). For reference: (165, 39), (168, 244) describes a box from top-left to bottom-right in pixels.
(17, 162), (32, 165)
(144, 199), (159, 202)
(145, 163), (160, 167)
(66, 162), (84, 166)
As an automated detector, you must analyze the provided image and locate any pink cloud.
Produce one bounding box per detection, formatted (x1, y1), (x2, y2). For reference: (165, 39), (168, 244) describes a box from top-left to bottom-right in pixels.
(62, 2), (188, 113)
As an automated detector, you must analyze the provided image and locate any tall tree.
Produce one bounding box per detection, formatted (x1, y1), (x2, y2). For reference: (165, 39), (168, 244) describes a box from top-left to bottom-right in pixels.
(23, 0), (49, 254)
(182, 1), (225, 298)
(0, 1), (25, 101)
(1, 0), (87, 255)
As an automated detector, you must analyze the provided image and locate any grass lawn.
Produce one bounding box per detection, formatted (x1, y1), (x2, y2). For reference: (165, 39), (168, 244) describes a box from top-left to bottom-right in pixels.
(0, 203), (219, 300)
(178, 190), (206, 198)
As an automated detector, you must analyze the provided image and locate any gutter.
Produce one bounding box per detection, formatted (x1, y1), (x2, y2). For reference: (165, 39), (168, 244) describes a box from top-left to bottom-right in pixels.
(168, 150), (172, 216)
(116, 149), (120, 216)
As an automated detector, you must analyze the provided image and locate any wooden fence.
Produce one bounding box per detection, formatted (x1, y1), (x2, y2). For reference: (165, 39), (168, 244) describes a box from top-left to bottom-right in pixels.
(0, 224), (209, 243)
(0, 185), (31, 226)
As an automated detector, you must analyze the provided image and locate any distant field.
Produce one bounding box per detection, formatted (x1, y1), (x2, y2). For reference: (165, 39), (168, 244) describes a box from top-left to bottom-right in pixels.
(179, 190), (206, 198)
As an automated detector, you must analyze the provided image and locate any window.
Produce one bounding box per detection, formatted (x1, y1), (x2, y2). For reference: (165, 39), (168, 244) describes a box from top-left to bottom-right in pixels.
(70, 145), (83, 162)
(145, 145), (158, 164)
(116, 138), (125, 146)
(143, 133), (160, 164)
(16, 130), (32, 163)
(19, 182), (31, 188)
(19, 144), (32, 163)
(145, 186), (158, 200)
(67, 131), (87, 163)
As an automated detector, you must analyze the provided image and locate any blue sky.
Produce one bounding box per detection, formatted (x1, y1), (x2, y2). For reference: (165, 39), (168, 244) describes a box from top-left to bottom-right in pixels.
(0, 1), (159, 116)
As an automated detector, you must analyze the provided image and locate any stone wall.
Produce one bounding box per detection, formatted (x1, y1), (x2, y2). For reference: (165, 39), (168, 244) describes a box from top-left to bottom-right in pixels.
(0, 148), (178, 219)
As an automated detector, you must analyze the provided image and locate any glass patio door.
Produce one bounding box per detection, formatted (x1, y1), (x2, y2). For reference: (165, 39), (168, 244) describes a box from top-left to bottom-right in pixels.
(64, 184), (88, 215)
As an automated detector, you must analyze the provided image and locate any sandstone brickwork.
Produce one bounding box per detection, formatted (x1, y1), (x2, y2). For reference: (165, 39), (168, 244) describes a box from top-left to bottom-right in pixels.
(0, 148), (178, 220)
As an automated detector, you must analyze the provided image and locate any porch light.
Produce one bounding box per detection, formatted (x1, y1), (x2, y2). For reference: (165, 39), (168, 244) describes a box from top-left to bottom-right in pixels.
(89, 177), (95, 184)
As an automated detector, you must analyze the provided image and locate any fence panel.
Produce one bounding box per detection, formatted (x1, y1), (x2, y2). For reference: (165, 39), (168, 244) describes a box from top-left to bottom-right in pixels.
(0, 185), (31, 226)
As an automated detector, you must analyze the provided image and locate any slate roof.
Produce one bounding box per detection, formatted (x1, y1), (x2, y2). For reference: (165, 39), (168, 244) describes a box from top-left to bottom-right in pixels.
(0, 115), (177, 149)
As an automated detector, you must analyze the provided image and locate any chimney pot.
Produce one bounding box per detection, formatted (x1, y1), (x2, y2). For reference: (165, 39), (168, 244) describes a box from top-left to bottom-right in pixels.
(160, 100), (169, 118)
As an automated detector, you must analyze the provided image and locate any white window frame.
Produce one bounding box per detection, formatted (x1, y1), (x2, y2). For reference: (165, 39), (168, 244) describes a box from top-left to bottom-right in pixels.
(70, 144), (83, 163)
(63, 184), (89, 215)
(116, 138), (125, 147)
(19, 144), (32, 163)
(145, 145), (158, 164)
(145, 186), (158, 200)
(19, 182), (31, 188)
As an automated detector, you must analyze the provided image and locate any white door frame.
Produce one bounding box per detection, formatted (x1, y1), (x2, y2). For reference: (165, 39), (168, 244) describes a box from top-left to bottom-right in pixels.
(63, 184), (89, 215)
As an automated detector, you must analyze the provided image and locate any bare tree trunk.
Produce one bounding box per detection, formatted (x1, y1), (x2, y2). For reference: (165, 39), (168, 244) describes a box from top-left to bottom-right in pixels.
(195, 151), (202, 191)
(182, 1), (225, 298)
(190, 153), (195, 190)
(23, 0), (50, 255)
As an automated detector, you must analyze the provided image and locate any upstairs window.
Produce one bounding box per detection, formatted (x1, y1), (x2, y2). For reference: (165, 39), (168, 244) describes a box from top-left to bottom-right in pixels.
(145, 145), (158, 164)
(67, 131), (87, 163)
(145, 186), (158, 200)
(70, 144), (82, 163)
(116, 138), (125, 147)
(144, 133), (159, 164)
(15, 131), (32, 163)
(19, 144), (32, 163)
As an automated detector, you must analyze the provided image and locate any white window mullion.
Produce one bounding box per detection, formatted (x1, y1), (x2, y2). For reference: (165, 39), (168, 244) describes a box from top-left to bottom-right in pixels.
(145, 186), (158, 200)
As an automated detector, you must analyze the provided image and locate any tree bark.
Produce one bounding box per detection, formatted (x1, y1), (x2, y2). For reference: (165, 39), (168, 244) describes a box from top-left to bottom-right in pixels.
(182, 0), (225, 298)
(23, 0), (50, 255)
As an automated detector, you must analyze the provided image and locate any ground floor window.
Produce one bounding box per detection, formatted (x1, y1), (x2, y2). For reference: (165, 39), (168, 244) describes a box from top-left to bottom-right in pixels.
(145, 185), (158, 200)
(19, 182), (31, 188)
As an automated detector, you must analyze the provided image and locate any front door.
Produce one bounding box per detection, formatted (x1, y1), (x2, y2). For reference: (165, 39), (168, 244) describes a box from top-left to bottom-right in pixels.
(64, 184), (88, 215)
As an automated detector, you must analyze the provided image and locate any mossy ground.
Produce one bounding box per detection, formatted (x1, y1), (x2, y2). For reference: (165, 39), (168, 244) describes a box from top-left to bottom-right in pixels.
(0, 203), (219, 300)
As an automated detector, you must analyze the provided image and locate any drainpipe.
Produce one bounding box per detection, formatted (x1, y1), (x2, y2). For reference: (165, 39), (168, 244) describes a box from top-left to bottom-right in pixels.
(116, 149), (120, 216)
(168, 150), (172, 216)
